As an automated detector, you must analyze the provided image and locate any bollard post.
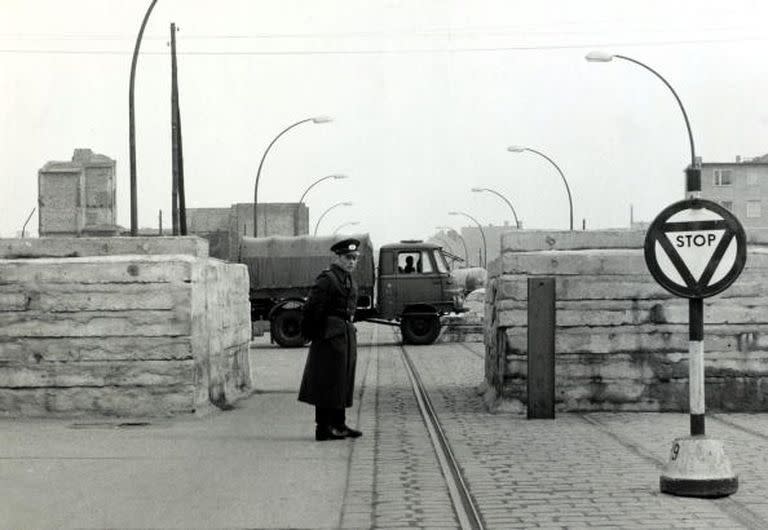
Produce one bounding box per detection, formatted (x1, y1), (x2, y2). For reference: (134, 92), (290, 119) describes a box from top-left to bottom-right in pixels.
(659, 296), (738, 497)
(527, 277), (555, 419)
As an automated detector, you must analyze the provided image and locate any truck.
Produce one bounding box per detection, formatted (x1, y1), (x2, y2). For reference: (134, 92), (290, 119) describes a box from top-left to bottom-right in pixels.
(237, 233), (464, 347)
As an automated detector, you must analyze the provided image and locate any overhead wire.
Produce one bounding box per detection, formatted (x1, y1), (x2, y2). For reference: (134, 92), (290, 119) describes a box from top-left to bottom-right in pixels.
(0, 34), (765, 56)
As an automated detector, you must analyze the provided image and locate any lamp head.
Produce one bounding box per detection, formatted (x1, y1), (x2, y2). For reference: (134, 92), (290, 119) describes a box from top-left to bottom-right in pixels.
(507, 145), (526, 153)
(330, 174), (348, 180)
(448, 211), (459, 216)
(341, 201), (353, 206)
(585, 51), (614, 62)
(470, 187), (484, 192)
(312, 115), (333, 124)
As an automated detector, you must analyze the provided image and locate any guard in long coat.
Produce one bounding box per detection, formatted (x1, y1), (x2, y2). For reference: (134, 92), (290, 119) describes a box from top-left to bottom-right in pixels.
(298, 238), (364, 441)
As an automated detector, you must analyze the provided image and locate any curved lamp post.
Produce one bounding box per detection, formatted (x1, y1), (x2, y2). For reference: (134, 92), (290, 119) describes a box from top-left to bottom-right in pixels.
(253, 115), (332, 236)
(21, 207), (36, 238)
(332, 221), (359, 235)
(585, 50), (699, 194)
(471, 187), (520, 228)
(436, 225), (469, 265)
(448, 212), (487, 268)
(507, 145), (573, 231)
(295, 174), (348, 235)
(314, 201), (352, 236)
(128, 0), (159, 236)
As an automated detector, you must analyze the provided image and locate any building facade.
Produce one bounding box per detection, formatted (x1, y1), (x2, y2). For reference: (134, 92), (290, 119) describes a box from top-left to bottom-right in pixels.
(186, 202), (309, 261)
(700, 153), (768, 229)
(38, 149), (118, 237)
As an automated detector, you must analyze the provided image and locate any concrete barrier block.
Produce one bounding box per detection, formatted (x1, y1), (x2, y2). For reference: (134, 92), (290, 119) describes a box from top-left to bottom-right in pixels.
(34, 284), (191, 312)
(504, 324), (768, 355)
(0, 337), (193, 362)
(0, 292), (28, 311)
(0, 360), (196, 388)
(0, 386), (197, 416)
(0, 255), (195, 284)
(0, 236), (209, 259)
(0, 309), (190, 337)
(502, 249), (647, 276)
(502, 230), (646, 252)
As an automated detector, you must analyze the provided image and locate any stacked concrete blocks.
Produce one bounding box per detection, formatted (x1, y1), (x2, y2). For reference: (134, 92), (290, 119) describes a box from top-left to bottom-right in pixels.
(0, 238), (252, 417)
(485, 230), (768, 413)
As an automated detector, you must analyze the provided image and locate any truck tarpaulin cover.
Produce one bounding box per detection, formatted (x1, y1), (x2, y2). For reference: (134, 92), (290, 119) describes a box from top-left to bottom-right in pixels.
(239, 233), (375, 290)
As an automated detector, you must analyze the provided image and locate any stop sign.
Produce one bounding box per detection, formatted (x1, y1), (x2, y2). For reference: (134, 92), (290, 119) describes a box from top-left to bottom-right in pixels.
(644, 198), (747, 299)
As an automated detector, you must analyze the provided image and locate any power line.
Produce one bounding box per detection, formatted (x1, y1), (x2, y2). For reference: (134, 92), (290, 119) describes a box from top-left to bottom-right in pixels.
(0, 34), (765, 57)
(0, 22), (763, 41)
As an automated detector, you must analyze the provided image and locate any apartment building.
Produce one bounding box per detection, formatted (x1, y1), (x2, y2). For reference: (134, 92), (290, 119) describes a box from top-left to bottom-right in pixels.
(700, 153), (768, 229)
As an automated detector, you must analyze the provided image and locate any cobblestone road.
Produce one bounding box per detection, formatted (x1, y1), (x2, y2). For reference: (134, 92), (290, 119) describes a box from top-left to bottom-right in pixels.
(343, 323), (768, 529)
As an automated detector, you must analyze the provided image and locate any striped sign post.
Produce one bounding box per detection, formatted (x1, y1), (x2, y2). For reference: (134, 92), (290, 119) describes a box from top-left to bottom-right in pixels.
(644, 197), (746, 497)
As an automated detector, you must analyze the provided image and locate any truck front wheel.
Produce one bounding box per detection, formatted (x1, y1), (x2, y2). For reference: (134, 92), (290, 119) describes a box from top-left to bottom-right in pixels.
(271, 309), (308, 348)
(400, 314), (441, 345)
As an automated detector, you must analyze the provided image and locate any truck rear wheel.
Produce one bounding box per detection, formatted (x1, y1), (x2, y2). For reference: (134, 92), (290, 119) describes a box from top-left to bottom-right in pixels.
(271, 309), (308, 348)
(400, 314), (441, 345)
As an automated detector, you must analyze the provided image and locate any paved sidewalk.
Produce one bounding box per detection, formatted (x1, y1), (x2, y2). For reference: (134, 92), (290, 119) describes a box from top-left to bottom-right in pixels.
(0, 334), (359, 529)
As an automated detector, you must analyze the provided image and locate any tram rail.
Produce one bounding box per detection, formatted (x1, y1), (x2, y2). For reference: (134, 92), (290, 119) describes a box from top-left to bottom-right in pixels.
(399, 344), (486, 530)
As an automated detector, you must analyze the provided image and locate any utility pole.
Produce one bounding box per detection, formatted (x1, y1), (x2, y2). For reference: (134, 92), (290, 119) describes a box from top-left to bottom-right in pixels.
(170, 22), (187, 235)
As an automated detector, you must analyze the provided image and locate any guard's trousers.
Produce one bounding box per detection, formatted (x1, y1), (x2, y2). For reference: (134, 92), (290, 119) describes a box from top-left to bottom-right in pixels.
(315, 407), (346, 428)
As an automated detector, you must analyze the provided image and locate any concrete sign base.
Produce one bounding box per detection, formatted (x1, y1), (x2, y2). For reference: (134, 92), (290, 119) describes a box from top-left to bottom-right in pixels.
(660, 436), (738, 497)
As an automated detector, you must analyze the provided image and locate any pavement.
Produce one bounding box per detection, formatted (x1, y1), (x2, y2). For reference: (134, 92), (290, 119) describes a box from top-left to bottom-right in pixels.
(3, 324), (768, 528)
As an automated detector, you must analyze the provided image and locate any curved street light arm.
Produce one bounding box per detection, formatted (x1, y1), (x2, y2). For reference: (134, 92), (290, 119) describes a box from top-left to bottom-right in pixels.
(299, 174), (336, 205)
(21, 207), (36, 238)
(128, 0), (159, 236)
(477, 187), (520, 228)
(450, 211), (487, 268)
(614, 55), (697, 168)
(253, 117), (314, 236)
(314, 202), (349, 236)
(524, 148), (574, 231)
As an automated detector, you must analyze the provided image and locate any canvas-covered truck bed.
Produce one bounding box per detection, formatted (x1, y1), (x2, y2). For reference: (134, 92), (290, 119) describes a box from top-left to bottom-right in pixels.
(238, 233), (375, 321)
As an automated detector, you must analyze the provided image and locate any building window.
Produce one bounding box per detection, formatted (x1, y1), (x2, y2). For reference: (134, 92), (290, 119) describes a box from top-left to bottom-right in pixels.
(713, 169), (732, 186)
(748, 172), (759, 186)
(747, 200), (762, 218)
(720, 201), (733, 211)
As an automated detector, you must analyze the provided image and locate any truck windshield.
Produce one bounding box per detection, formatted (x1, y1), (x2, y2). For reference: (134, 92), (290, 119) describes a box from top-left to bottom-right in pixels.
(433, 249), (449, 273)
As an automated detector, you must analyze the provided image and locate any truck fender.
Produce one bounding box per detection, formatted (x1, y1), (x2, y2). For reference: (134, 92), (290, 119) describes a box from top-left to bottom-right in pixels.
(400, 303), (439, 319)
(268, 298), (306, 320)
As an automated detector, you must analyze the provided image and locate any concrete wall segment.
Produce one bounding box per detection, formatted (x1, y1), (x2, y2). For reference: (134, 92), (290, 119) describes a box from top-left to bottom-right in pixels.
(485, 235), (768, 412)
(0, 252), (251, 417)
(0, 236), (209, 259)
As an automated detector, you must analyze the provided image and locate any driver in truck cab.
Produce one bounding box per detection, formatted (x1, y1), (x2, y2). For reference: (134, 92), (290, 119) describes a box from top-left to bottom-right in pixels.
(298, 238), (364, 441)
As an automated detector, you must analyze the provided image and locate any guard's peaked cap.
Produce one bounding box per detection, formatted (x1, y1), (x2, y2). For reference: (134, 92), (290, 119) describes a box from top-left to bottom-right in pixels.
(331, 238), (361, 255)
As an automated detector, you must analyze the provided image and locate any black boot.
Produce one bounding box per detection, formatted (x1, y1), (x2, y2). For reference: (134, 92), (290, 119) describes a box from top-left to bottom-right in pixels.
(338, 425), (363, 438)
(315, 425), (347, 441)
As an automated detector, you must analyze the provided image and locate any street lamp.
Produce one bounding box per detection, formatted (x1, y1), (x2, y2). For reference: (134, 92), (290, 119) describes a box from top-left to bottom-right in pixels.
(436, 225), (469, 265)
(253, 115), (333, 236)
(314, 201), (352, 236)
(507, 145), (574, 231)
(21, 207), (36, 238)
(448, 212), (487, 268)
(128, 0), (159, 236)
(295, 174), (348, 235)
(585, 50), (699, 193)
(471, 187), (520, 228)
(332, 221), (359, 235)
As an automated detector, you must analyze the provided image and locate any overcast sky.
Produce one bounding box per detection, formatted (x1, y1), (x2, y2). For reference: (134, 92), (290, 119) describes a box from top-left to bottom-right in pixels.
(1, 0), (767, 244)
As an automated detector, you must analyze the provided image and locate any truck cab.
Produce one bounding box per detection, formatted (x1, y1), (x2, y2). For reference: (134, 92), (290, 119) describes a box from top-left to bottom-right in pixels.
(373, 241), (464, 344)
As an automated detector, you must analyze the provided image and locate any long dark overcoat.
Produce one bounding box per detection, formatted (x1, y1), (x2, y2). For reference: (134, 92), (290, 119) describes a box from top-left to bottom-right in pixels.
(298, 264), (358, 408)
